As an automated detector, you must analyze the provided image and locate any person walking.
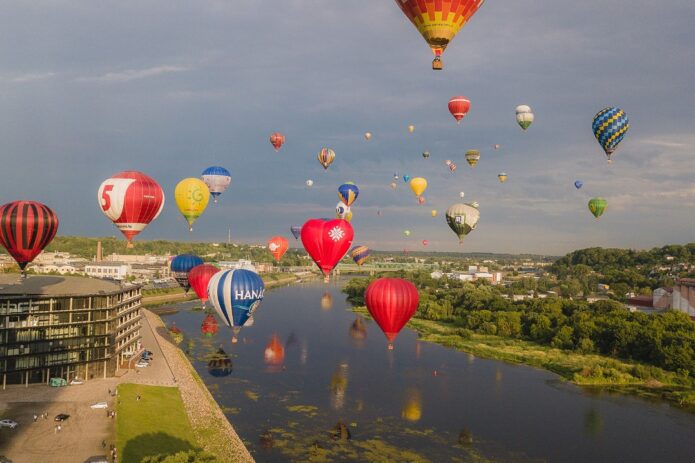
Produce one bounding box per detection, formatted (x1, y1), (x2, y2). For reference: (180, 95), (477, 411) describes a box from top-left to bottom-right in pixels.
(33, 414), (37, 422)
(57, 424), (62, 433)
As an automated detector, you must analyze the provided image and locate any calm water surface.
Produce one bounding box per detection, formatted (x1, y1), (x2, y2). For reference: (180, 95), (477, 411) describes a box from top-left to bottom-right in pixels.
(161, 279), (695, 462)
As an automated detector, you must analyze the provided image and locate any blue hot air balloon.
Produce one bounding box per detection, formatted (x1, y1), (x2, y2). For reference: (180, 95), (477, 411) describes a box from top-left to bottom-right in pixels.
(201, 166), (232, 203)
(290, 226), (302, 240)
(403, 175), (411, 183)
(207, 269), (265, 342)
(574, 180), (583, 189)
(170, 254), (204, 293)
(338, 183), (359, 207)
(592, 107), (629, 163)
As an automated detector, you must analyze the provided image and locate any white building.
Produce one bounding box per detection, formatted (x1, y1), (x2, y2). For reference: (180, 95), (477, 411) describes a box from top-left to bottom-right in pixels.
(672, 278), (695, 317)
(85, 263), (131, 281)
(104, 253), (168, 265)
(218, 260), (257, 271)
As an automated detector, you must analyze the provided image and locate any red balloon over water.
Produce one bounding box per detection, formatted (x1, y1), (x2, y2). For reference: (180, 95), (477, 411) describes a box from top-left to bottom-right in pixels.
(0, 201), (59, 272)
(300, 219), (354, 277)
(188, 264), (219, 307)
(364, 278), (419, 349)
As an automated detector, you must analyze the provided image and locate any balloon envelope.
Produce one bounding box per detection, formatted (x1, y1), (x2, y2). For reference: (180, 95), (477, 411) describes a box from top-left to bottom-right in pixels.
(0, 201), (58, 271)
(306, 179), (314, 187)
(516, 105), (534, 130)
(574, 180), (583, 189)
(498, 173), (508, 183)
(592, 107), (629, 161)
(338, 183), (359, 207)
(446, 203), (480, 242)
(290, 226), (302, 239)
(318, 148), (336, 170)
(267, 236), (289, 262)
(588, 198), (607, 219)
(364, 278), (419, 346)
(300, 219), (354, 276)
(465, 150), (481, 167)
(350, 245), (370, 266)
(208, 268), (265, 329)
(410, 177), (427, 197)
(422, 151), (430, 159)
(201, 166), (231, 203)
(270, 132), (285, 151)
(175, 178), (210, 231)
(448, 96), (471, 122)
(188, 264), (219, 307)
(171, 254), (204, 293)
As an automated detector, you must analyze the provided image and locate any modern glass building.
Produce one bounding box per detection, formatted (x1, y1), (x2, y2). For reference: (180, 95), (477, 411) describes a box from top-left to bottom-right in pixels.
(0, 274), (142, 387)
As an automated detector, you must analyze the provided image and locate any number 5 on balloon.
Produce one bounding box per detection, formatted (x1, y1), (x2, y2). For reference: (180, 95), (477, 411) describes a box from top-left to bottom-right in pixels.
(101, 184), (114, 211)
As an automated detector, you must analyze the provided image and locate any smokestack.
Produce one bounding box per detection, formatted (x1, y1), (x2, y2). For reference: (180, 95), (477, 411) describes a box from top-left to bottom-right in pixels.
(96, 241), (103, 262)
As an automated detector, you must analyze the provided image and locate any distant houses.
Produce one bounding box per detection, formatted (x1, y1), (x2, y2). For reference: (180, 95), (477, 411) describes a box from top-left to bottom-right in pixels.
(430, 266), (504, 285)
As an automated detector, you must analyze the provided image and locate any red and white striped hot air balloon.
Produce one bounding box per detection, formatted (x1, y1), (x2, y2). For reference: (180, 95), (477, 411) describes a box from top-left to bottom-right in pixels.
(97, 171), (165, 247)
(269, 132), (285, 151)
(448, 96), (471, 123)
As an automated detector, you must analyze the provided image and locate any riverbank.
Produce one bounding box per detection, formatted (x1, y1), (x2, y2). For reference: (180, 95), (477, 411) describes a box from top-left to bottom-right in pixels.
(352, 307), (695, 410)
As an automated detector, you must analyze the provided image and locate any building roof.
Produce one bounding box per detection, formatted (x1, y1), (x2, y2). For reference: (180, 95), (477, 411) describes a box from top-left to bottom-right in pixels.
(627, 296), (654, 308)
(0, 274), (129, 297)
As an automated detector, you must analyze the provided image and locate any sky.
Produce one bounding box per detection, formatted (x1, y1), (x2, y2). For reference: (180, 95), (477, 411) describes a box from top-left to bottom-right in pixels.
(0, 1), (693, 255)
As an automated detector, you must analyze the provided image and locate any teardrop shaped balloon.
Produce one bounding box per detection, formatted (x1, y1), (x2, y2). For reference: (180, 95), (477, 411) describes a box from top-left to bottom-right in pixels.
(306, 179), (314, 187)
(208, 269), (265, 342)
(98, 171), (165, 247)
(170, 254), (204, 293)
(389, 182), (397, 190)
(448, 162), (457, 173)
(431, 209), (438, 217)
(408, 124), (415, 133)
(403, 175), (411, 183)
(418, 196), (426, 205)
(338, 183), (359, 207)
(465, 150), (480, 167)
(446, 203), (480, 243)
(318, 148), (336, 170)
(290, 226), (302, 239)
(300, 219), (354, 277)
(588, 198), (607, 219)
(350, 245), (370, 266)
(410, 177), (427, 197)
(404, 230), (411, 237)
(448, 96), (471, 123)
(270, 132), (285, 151)
(498, 173), (508, 183)
(592, 107), (629, 163)
(493, 144), (501, 150)
(188, 264), (219, 309)
(364, 278), (419, 348)
(267, 236), (289, 262)
(422, 151), (430, 159)
(574, 180), (583, 189)
(335, 202), (353, 222)
(364, 132), (372, 141)
(201, 166), (231, 204)
(516, 105), (534, 130)
(422, 240), (429, 246)
(459, 191), (465, 198)
(0, 201), (59, 273)
(175, 178), (210, 231)
(394, 0), (486, 70)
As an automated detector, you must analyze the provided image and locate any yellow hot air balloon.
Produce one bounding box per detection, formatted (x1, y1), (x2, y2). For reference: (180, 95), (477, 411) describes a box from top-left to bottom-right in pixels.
(498, 173), (508, 183)
(431, 209), (438, 217)
(408, 124), (415, 133)
(175, 178), (210, 231)
(409, 177), (427, 198)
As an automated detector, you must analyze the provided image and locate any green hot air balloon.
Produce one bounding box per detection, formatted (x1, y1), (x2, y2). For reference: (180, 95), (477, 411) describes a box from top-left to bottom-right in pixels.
(588, 198), (607, 219)
(446, 203), (480, 243)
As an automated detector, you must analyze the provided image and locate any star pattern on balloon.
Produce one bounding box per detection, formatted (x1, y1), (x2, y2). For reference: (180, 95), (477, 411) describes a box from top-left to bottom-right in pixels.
(328, 226), (345, 242)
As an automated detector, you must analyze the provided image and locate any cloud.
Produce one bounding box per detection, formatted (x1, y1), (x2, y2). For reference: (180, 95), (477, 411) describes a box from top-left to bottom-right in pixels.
(1, 72), (55, 84)
(77, 65), (187, 83)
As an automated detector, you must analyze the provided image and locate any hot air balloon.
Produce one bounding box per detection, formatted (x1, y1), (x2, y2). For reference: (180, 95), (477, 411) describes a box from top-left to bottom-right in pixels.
(364, 278), (419, 349)
(410, 177), (427, 198)
(306, 179), (314, 188)
(431, 209), (438, 217)
(207, 348), (232, 377)
(516, 105), (534, 131)
(270, 132), (285, 151)
(422, 239), (429, 246)
(350, 245), (370, 266)
(408, 124), (415, 133)
(446, 203), (480, 243)
(321, 292), (333, 310)
(170, 254), (204, 293)
(268, 236), (289, 262)
(574, 180), (584, 189)
(300, 219), (354, 279)
(98, 171), (164, 247)
(264, 334), (285, 367)
(418, 196), (426, 205)
(588, 198), (607, 219)
(448, 162), (457, 173)
(208, 268), (265, 343)
(393, 173), (400, 180)
(0, 201), (58, 274)
(175, 178), (210, 232)
(498, 173), (508, 183)
(364, 132), (372, 141)
(394, 0), (485, 70)
(318, 148), (336, 170)
(188, 264), (219, 309)
(459, 191), (465, 198)
(493, 144), (501, 150)
(338, 183), (359, 207)
(390, 181), (397, 190)
(422, 151), (430, 159)
(290, 226), (302, 239)
(465, 150), (480, 167)
(335, 202), (353, 222)
(592, 107), (629, 163)
(404, 230), (411, 237)
(201, 313), (218, 337)
(201, 166), (231, 203)
(448, 96), (471, 123)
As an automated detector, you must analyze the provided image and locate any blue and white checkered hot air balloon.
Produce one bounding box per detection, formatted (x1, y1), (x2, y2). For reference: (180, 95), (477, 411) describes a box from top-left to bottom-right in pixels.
(201, 166), (231, 203)
(207, 269), (265, 343)
(592, 107), (629, 163)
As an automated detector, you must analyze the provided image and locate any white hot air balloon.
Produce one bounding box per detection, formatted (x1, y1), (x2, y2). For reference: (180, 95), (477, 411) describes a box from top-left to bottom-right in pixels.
(515, 105), (534, 131)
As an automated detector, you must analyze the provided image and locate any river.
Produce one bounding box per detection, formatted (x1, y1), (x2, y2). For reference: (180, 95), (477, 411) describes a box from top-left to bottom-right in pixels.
(160, 279), (695, 462)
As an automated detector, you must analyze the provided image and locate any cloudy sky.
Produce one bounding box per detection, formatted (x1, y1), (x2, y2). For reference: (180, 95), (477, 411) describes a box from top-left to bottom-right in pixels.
(1, 1), (693, 255)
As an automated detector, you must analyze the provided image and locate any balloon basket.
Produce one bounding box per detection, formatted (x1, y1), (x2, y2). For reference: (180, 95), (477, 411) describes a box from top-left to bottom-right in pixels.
(232, 336), (238, 344)
(388, 343), (394, 351)
(432, 57), (443, 70)
(126, 241), (134, 249)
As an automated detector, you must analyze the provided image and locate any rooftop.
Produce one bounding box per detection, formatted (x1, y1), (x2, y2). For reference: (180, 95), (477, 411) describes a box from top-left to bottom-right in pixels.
(0, 274), (128, 297)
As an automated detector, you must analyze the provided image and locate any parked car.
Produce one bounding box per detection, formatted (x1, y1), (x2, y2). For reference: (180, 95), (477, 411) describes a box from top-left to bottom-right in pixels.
(0, 420), (18, 429)
(70, 378), (84, 385)
(90, 402), (108, 409)
(135, 361), (149, 368)
(54, 414), (70, 422)
(142, 350), (153, 357)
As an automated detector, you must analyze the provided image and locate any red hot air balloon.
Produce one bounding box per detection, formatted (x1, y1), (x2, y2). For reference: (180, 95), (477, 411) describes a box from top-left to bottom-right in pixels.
(448, 96), (471, 123)
(422, 240), (429, 246)
(267, 236), (289, 262)
(364, 278), (419, 349)
(0, 201), (59, 274)
(300, 219), (354, 280)
(188, 264), (219, 308)
(97, 171), (164, 248)
(269, 132), (285, 151)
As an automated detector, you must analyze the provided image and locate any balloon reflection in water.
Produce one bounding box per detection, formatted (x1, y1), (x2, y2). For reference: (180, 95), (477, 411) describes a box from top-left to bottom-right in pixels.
(321, 292), (333, 311)
(207, 347), (232, 377)
(332, 421), (351, 441)
(402, 388), (422, 422)
(330, 363), (349, 410)
(201, 314), (218, 337)
(168, 323), (183, 345)
(259, 428), (274, 449)
(349, 316), (367, 344)
(459, 428), (474, 446)
(264, 335), (285, 371)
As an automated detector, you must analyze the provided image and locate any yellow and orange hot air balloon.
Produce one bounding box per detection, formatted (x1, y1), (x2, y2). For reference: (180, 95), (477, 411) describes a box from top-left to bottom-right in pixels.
(394, 0), (486, 70)
(409, 177), (427, 199)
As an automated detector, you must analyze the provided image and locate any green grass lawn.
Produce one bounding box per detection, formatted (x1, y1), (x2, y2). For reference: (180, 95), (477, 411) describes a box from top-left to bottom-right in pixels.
(116, 384), (199, 463)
